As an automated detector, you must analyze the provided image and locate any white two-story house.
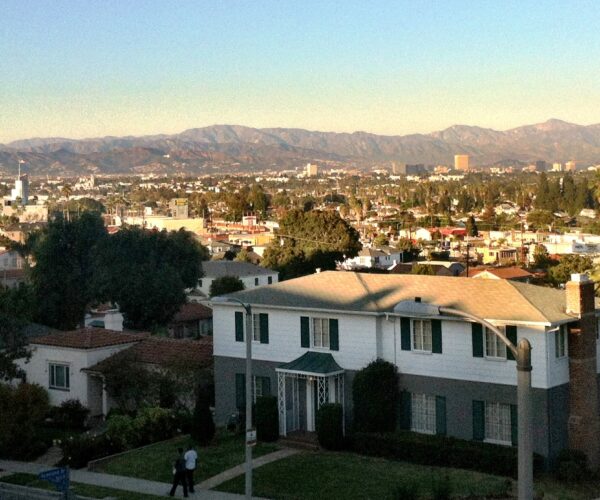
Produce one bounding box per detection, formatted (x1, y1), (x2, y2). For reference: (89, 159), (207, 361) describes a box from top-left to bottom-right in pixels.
(212, 271), (600, 464)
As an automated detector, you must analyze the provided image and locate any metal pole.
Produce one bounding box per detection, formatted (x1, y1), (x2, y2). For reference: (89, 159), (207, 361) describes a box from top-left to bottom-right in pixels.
(244, 306), (253, 499)
(517, 339), (533, 500)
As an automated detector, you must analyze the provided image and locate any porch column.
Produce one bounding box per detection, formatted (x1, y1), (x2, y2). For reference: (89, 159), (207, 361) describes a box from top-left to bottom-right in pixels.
(277, 372), (286, 436)
(101, 377), (108, 418)
(306, 379), (315, 432)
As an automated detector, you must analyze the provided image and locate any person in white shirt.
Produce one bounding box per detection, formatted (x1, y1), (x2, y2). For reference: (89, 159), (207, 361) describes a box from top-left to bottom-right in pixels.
(184, 444), (198, 493)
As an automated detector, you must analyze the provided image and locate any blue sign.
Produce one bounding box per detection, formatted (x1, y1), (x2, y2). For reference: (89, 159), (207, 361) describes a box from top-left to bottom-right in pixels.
(39, 467), (69, 492)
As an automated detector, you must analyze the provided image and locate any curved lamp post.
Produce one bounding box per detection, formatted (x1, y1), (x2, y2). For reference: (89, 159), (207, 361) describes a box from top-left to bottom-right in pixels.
(212, 296), (254, 499)
(393, 300), (533, 500)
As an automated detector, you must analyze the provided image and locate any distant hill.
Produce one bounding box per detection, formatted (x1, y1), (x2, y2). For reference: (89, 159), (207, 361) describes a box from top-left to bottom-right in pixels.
(1, 119), (600, 176)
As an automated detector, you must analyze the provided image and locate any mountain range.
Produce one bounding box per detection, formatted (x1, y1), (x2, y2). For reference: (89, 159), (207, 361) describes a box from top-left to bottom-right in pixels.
(2, 119), (600, 176)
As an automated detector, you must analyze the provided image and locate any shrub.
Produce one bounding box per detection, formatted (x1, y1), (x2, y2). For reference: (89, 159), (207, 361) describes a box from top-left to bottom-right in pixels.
(61, 434), (118, 469)
(431, 474), (452, 500)
(316, 403), (344, 450)
(391, 480), (419, 500)
(190, 387), (215, 445)
(133, 407), (177, 445)
(51, 399), (89, 430)
(352, 359), (398, 433)
(554, 449), (588, 482)
(351, 431), (544, 478)
(255, 396), (278, 442)
(106, 414), (138, 449)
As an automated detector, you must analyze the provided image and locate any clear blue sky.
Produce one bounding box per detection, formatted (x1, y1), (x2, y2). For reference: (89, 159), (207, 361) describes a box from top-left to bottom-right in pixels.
(2, 0), (600, 142)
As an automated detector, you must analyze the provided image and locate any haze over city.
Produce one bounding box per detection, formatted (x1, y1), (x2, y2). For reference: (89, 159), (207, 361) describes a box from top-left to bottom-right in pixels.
(2, 0), (600, 143)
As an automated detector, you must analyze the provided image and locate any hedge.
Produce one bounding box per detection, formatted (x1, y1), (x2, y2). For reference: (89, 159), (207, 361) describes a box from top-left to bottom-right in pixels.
(351, 431), (543, 478)
(255, 396), (278, 442)
(316, 403), (344, 450)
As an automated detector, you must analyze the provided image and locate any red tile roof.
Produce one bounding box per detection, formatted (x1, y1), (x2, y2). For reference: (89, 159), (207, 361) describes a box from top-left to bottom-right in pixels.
(86, 336), (213, 373)
(31, 328), (148, 349)
(464, 266), (534, 280)
(172, 303), (213, 323)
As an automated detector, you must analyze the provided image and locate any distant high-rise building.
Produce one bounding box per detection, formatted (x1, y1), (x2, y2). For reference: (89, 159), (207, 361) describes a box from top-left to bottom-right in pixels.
(535, 160), (547, 172)
(565, 160), (577, 172)
(454, 154), (469, 171)
(11, 174), (29, 205)
(391, 162), (406, 175)
(552, 162), (563, 172)
(169, 198), (189, 219)
(306, 163), (318, 177)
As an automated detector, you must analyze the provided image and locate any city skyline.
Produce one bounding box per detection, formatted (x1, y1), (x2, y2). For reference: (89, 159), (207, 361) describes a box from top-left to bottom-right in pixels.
(2, 0), (600, 143)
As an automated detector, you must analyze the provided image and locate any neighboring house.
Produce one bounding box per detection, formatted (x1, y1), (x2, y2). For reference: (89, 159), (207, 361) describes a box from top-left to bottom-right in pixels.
(389, 261), (465, 277)
(341, 246), (404, 269)
(465, 266), (534, 283)
(211, 271), (600, 464)
(193, 261), (278, 298)
(168, 302), (213, 338)
(85, 304), (124, 331)
(479, 247), (518, 265)
(19, 329), (147, 416)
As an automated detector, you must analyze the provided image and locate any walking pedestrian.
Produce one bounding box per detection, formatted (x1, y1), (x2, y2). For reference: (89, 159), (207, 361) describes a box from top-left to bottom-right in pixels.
(169, 447), (188, 498)
(184, 444), (198, 493)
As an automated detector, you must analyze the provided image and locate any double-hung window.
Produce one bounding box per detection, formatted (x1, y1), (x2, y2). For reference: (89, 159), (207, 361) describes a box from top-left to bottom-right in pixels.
(485, 327), (506, 359)
(312, 318), (330, 349)
(484, 402), (512, 445)
(49, 363), (70, 390)
(412, 320), (432, 352)
(411, 393), (436, 434)
(555, 325), (567, 358)
(252, 314), (261, 342)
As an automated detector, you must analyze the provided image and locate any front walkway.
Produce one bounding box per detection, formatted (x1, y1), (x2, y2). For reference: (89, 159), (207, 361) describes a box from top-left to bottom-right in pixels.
(0, 448), (300, 498)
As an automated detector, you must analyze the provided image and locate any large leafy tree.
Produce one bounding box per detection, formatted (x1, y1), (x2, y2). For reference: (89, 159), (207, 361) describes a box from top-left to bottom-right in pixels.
(94, 228), (208, 329)
(0, 284), (35, 381)
(547, 254), (593, 286)
(262, 209), (361, 280)
(29, 212), (107, 330)
(209, 276), (245, 297)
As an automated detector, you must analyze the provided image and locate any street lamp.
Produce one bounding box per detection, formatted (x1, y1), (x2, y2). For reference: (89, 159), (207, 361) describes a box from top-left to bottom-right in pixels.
(393, 300), (533, 500)
(212, 296), (254, 499)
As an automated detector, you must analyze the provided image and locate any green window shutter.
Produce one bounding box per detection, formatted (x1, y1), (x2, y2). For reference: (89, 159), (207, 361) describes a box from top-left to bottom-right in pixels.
(235, 373), (246, 410)
(472, 323), (483, 358)
(432, 319), (442, 354)
(262, 376), (271, 397)
(435, 396), (447, 436)
(510, 404), (518, 446)
(259, 313), (269, 344)
(506, 325), (517, 360)
(472, 400), (485, 441)
(329, 319), (339, 351)
(399, 391), (412, 430)
(235, 311), (244, 342)
(400, 317), (411, 351)
(300, 316), (310, 347)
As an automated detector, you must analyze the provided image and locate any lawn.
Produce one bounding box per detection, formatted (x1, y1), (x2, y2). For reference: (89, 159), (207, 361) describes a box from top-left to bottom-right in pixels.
(214, 451), (513, 499)
(96, 430), (280, 484)
(0, 473), (164, 500)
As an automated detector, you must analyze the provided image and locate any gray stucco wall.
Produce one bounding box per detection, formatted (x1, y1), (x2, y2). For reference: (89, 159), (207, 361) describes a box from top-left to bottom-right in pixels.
(215, 355), (570, 460)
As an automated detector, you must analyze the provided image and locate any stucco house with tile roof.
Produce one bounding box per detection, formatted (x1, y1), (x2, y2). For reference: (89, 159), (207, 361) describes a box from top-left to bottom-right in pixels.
(211, 271), (600, 465)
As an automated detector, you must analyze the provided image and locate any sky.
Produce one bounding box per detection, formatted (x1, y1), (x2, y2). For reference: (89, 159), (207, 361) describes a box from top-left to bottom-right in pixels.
(2, 0), (600, 143)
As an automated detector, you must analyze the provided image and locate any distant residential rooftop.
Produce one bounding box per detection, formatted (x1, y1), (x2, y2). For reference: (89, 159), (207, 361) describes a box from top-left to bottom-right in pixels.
(202, 260), (276, 278)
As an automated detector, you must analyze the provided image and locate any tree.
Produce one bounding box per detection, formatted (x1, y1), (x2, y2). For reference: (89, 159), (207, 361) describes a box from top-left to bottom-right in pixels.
(262, 209), (361, 280)
(352, 359), (398, 433)
(412, 263), (436, 275)
(532, 244), (554, 270)
(396, 238), (421, 262)
(29, 212), (107, 329)
(373, 233), (389, 247)
(94, 228), (208, 330)
(209, 276), (245, 297)
(527, 210), (554, 229)
(548, 255), (593, 286)
(0, 284), (34, 381)
(247, 185), (270, 217)
(235, 248), (254, 263)
(466, 215), (478, 237)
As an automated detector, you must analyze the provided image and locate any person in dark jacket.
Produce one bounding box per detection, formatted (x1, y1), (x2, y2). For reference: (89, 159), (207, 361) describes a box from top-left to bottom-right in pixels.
(169, 447), (188, 498)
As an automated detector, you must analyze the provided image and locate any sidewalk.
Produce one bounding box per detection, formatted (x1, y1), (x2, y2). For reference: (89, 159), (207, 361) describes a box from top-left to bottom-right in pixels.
(0, 459), (242, 498)
(0, 448), (300, 499)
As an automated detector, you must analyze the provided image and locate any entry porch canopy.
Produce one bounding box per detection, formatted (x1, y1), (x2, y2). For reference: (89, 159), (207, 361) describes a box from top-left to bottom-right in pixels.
(276, 351), (345, 436)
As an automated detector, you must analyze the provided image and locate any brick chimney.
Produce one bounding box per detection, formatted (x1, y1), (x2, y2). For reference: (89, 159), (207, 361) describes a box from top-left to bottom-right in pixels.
(566, 273), (600, 468)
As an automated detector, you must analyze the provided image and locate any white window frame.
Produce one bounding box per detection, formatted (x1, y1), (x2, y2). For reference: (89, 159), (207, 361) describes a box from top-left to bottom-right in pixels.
(252, 313), (261, 342)
(484, 402), (512, 445)
(555, 325), (567, 358)
(49, 363), (70, 391)
(252, 376), (269, 403)
(411, 393), (436, 434)
(485, 327), (507, 360)
(412, 319), (432, 353)
(311, 317), (330, 349)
